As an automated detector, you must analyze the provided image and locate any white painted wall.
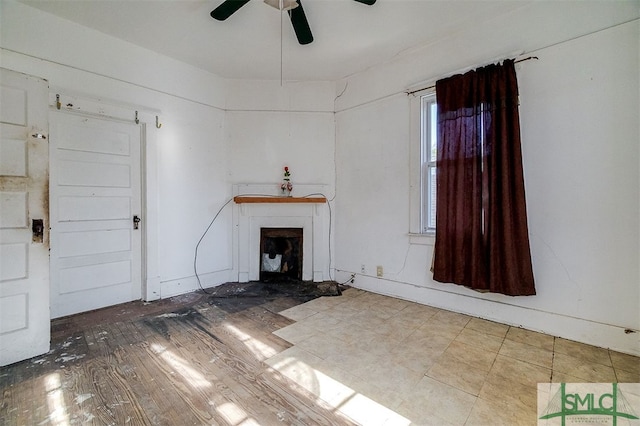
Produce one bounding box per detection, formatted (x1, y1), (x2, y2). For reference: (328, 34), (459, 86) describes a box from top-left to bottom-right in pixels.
(225, 79), (336, 191)
(1, 1), (231, 300)
(334, 2), (640, 355)
(1, 1), (336, 303)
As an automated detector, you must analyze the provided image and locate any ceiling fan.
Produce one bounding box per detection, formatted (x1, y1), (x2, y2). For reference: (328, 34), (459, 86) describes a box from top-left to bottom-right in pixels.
(210, 0), (376, 45)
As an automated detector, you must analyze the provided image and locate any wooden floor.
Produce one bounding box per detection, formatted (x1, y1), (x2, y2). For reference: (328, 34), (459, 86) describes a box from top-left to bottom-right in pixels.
(0, 288), (356, 425)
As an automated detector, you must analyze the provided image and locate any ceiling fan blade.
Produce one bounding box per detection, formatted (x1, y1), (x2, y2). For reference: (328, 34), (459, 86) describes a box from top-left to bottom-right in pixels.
(353, 0), (376, 4)
(211, 0), (251, 21)
(288, 0), (313, 45)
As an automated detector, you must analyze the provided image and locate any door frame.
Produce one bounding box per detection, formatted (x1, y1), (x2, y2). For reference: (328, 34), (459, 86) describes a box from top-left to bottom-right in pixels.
(48, 90), (161, 304)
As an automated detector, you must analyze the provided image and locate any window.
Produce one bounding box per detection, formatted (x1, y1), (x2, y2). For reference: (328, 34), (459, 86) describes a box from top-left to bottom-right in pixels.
(420, 93), (437, 233)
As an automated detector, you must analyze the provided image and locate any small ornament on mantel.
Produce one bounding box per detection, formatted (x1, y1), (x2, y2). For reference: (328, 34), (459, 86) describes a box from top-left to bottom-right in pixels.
(280, 166), (293, 197)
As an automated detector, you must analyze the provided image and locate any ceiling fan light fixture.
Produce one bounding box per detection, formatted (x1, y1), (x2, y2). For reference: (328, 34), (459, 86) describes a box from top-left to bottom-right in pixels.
(264, 0), (298, 11)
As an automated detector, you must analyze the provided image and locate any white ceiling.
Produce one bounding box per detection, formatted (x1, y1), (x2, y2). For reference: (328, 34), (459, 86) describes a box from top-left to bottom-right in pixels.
(21, 0), (534, 82)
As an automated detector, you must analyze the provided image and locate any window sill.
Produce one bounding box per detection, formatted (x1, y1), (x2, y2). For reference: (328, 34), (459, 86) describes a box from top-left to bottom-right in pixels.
(408, 233), (435, 246)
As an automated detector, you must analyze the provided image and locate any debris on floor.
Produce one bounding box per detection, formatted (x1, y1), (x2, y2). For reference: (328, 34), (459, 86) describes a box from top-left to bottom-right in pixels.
(207, 280), (344, 312)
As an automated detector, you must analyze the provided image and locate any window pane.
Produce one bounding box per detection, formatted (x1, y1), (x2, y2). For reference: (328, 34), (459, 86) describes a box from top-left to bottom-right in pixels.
(430, 102), (437, 162)
(420, 97), (430, 164)
(428, 165), (437, 230)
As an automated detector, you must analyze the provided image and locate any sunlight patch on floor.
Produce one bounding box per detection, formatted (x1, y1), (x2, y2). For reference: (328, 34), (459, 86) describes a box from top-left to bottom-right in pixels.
(215, 402), (261, 426)
(266, 354), (410, 425)
(151, 343), (211, 389)
(45, 372), (70, 426)
(223, 323), (279, 359)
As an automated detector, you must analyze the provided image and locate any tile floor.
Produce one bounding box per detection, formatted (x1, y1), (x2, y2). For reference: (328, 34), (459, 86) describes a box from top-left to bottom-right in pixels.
(264, 288), (640, 425)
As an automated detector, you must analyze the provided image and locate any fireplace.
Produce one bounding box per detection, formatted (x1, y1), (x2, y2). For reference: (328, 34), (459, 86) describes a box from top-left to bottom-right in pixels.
(260, 228), (303, 281)
(232, 183), (330, 283)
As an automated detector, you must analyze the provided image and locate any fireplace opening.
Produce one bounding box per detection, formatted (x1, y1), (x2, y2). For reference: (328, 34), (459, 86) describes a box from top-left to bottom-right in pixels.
(260, 228), (303, 282)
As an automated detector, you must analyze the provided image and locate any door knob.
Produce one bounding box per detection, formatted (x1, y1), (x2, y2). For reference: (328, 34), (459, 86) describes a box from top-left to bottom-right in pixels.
(133, 215), (141, 230)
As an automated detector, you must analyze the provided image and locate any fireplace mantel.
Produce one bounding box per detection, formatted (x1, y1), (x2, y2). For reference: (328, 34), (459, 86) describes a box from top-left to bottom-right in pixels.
(233, 196), (326, 204)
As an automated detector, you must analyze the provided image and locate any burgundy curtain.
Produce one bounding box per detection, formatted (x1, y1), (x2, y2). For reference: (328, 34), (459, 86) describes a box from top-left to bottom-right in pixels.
(433, 59), (535, 296)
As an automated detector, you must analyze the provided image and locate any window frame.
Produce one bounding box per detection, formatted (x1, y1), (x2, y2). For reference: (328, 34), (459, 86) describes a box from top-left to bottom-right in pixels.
(420, 93), (437, 233)
(409, 88), (437, 239)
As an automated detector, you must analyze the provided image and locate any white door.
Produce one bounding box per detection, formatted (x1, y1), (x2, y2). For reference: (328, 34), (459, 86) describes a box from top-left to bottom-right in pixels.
(49, 111), (142, 318)
(0, 69), (50, 366)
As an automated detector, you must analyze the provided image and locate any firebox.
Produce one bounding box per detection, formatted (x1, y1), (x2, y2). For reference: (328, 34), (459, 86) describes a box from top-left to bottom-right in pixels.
(260, 228), (303, 281)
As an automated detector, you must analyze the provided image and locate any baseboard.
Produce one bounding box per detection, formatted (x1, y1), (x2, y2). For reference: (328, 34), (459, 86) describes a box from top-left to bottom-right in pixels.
(160, 269), (232, 299)
(144, 276), (162, 302)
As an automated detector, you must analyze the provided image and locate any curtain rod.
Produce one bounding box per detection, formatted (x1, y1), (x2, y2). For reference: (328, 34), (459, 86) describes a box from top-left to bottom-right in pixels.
(405, 56), (539, 96)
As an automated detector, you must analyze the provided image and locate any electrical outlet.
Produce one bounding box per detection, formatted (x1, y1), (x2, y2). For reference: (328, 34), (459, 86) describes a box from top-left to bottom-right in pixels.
(361, 264), (366, 273)
(376, 265), (383, 277)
